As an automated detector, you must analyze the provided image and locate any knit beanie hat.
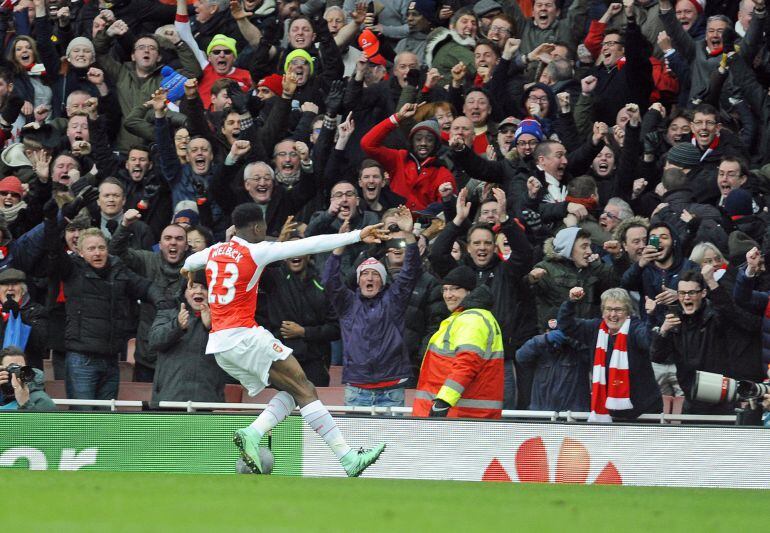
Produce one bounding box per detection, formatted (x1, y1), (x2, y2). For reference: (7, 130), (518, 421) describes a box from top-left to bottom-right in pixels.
(284, 49), (314, 76)
(724, 188), (753, 218)
(553, 226), (581, 260)
(666, 143), (702, 169)
(409, 119), (441, 142)
(356, 257), (387, 284)
(206, 34), (238, 58)
(514, 118), (544, 142)
(258, 74), (283, 96)
(0, 176), (23, 196)
(411, 0), (438, 23)
(66, 36), (95, 58)
(442, 265), (477, 291)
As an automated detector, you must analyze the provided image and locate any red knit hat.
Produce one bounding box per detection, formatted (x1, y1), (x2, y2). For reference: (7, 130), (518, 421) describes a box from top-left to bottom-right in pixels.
(258, 74), (283, 96)
(0, 176), (23, 196)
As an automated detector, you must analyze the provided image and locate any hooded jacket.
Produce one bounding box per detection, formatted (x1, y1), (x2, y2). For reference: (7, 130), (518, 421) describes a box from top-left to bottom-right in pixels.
(361, 114), (456, 212)
(322, 243), (420, 386)
(531, 236), (621, 331)
(425, 27), (476, 86)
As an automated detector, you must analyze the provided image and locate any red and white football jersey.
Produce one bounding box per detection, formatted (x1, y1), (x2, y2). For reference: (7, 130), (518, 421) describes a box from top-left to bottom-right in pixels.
(183, 231), (362, 354)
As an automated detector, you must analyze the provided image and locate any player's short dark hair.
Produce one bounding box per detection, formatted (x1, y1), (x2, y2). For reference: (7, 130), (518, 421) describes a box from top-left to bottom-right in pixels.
(232, 203), (265, 229)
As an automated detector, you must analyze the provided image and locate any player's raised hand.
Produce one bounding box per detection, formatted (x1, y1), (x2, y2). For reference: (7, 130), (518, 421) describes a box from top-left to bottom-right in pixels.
(361, 222), (388, 244)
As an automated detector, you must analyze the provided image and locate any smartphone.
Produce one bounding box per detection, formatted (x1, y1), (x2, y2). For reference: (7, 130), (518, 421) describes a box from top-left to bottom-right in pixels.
(649, 234), (660, 250)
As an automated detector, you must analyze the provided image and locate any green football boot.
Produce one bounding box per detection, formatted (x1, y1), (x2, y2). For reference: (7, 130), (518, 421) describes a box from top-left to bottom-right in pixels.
(233, 428), (263, 474)
(341, 443), (386, 477)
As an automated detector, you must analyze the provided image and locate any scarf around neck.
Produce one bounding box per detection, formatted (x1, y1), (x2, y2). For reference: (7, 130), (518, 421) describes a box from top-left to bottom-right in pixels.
(589, 317), (633, 422)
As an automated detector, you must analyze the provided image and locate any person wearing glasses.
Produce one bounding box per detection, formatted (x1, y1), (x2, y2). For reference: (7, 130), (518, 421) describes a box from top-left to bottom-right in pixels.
(93, 16), (202, 153)
(306, 181), (380, 276)
(651, 267), (748, 414)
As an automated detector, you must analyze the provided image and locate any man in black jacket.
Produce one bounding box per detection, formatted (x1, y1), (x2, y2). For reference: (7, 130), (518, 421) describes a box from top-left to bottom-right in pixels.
(261, 237), (340, 387)
(46, 223), (166, 409)
(651, 267), (750, 414)
(429, 187), (537, 409)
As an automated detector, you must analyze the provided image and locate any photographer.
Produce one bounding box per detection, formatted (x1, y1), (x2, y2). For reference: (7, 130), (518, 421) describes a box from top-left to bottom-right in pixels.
(0, 346), (55, 411)
(651, 266), (748, 414)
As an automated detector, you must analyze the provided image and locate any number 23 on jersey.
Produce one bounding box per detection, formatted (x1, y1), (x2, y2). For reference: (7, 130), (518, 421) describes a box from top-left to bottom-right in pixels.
(207, 261), (239, 305)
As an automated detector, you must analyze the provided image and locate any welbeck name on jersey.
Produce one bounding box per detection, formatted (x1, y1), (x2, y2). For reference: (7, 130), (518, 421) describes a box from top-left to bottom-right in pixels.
(210, 245), (244, 263)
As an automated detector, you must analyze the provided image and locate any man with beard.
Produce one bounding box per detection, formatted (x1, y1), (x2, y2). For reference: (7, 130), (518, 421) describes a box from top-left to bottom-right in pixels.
(394, 1), (436, 63)
(94, 23), (202, 152)
(361, 103), (456, 212)
(621, 222), (698, 324)
(306, 181), (380, 276)
(260, 235), (339, 387)
(429, 188), (537, 409)
(109, 210), (190, 382)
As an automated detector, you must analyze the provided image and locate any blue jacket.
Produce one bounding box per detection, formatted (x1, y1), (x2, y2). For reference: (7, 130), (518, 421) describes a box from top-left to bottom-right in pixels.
(0, 221), (46, 275)
(557, 299), (662, 419)
(322, 243), (420, 385)
(515, 332), (590, 412)
(733, 268), (770, 368)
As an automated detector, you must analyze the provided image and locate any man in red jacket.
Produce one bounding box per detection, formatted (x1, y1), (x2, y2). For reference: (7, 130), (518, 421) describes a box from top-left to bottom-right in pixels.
(361, 103), (456, 212)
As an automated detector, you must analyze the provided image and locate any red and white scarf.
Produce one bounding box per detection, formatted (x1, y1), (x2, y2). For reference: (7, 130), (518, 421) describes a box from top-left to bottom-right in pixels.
(589, 318), (633, 422)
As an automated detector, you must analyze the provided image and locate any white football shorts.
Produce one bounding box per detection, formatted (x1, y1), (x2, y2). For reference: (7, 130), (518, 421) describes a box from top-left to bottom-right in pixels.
(213, 326), (292, 397)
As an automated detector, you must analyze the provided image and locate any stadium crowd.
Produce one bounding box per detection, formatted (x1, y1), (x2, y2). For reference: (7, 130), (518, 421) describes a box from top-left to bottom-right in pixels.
(1, 0), (770, 421)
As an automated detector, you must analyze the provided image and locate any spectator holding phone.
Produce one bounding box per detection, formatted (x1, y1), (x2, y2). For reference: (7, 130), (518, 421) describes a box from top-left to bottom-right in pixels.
(621, 222), (698, 324)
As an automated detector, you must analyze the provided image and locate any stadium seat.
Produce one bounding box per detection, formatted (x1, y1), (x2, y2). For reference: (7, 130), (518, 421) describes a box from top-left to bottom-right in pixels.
(224, 384), (244, 403)
(119, 361), (134, 382)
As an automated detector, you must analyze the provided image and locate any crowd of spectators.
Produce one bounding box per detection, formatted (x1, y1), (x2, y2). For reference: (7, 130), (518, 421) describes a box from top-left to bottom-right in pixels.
(0, 0), (770, 420)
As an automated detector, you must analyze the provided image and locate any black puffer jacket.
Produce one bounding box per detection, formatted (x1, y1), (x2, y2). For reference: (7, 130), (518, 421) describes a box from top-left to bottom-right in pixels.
(46, 219), (164, 357)
(261, 263), (340, 387)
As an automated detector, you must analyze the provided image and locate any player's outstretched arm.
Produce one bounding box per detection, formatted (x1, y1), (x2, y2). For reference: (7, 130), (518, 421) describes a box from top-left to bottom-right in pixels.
(181, 246), (213, 275)
(253, 229), (361, 264)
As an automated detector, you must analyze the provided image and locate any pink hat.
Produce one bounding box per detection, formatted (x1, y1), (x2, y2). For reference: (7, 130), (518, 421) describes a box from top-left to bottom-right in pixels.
(356, 257), (387, 284)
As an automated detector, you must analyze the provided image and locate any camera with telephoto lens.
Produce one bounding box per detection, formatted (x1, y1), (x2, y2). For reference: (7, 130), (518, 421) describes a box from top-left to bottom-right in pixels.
(692, 371), (770, 404)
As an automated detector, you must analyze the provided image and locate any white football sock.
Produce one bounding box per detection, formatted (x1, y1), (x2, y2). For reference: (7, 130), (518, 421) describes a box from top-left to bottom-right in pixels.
(300, 400), (352, 460)
(248, 391), (296, 439)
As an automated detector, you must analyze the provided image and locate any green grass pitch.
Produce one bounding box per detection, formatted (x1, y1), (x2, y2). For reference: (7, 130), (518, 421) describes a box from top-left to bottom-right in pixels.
(6, 469), (766, 532)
